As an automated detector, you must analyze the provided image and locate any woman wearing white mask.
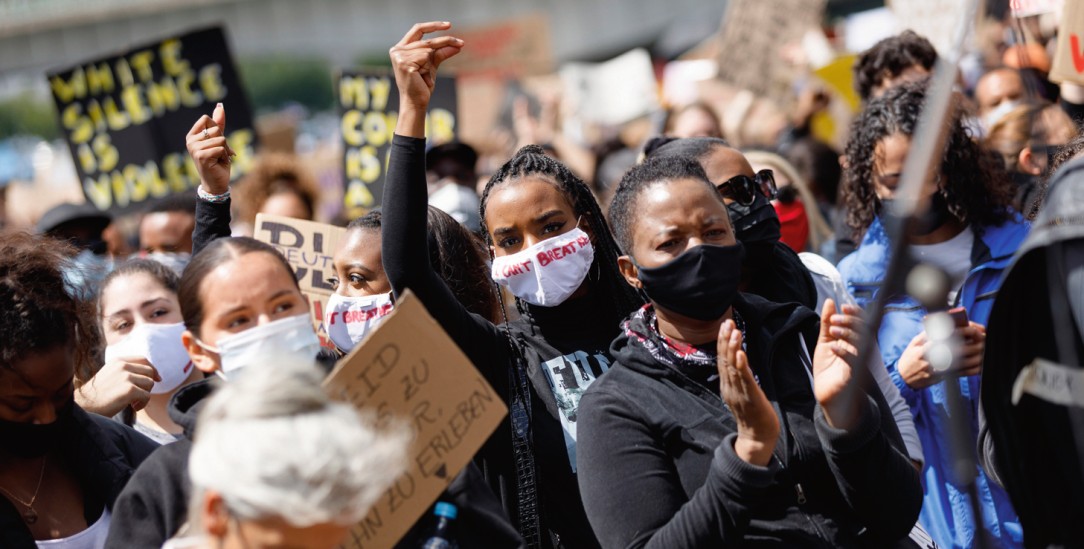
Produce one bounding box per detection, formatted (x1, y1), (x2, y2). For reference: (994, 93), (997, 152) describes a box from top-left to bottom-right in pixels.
(325, 207), (499, 353)
(104, 236), (322, 549)
(382, 22), (644, 548)
(79, 260), (204, 445)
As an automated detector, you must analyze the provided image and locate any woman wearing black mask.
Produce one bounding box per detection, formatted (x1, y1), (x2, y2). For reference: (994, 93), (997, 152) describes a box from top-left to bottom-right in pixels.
(576, 156), (922, 547)
(645, 136), (924, 466)
(0, 233), (157, 548)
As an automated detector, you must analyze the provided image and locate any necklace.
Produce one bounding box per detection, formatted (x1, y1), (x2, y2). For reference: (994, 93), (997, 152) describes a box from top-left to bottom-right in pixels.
(0, 455), (47, 524)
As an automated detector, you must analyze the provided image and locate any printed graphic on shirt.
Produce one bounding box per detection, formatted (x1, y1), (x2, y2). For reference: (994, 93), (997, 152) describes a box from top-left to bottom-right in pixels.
(542, 351), (611, 472)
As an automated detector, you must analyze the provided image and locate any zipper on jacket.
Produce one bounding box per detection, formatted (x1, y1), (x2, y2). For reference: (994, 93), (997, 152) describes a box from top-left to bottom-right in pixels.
(795, 482), (808, 505)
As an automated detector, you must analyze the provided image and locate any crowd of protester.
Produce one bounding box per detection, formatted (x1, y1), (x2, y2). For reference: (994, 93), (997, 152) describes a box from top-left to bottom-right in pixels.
(3, 7), (1084, 549)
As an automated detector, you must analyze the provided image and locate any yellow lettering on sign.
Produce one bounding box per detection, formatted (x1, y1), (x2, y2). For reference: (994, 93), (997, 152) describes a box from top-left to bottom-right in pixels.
(160, 39), (187, 77)
(344, 180), (375, 210)
(428, 109), (455, 143)
(76, 143), (96, 174)
(121, 85), (151, 125)
(177, 69), (203, 107)
(93, 134), (119, 173)
(128, 50), (155, 83)
(62, 103), (93, 145)
(103, 97), (130, 131)
(146, 76), (180, 116)
(363, 111), (389, 148)
(114, 58), (135, 88)
(84, 174), (113, 210)
(369, 77), (392, 111)
(341, 110), (363, 147)
(200, 64), (227, 102)
(85, 63), (115, 96)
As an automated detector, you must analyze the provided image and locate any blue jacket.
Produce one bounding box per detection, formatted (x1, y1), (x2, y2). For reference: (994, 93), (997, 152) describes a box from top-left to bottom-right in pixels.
(838, 216), (1029, 549)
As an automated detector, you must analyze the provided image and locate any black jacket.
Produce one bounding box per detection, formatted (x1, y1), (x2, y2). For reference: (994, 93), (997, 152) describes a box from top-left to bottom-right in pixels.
(1, 406), (157, 548)
(576, 295), (922, 548)
(979, 156), (1084, 548)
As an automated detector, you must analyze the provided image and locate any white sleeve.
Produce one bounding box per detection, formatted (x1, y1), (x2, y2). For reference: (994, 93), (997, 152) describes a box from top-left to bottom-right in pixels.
(799, 253), (925, 464)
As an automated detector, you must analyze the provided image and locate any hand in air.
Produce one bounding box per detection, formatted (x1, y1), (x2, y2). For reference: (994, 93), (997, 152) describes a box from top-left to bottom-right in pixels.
(717, 319), (779, 466)
(812, 299), (863, 429)
(186, 103), (234, 195)
(389, 22), (464, 111)
(75, 357), (160, 417)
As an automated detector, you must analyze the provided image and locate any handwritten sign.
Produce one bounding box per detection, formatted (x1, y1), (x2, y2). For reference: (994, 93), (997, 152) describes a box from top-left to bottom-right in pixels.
(338, 69), (457, 220)
(715, 0), (827, 105)
(1051, 0), (1084, 86)
(1010, 0), (1063, 17)
(889, 0), (968, 56)
(47, 26), (257, 214)
(324, 291), (507, 549)
(253, 213), (346, 351)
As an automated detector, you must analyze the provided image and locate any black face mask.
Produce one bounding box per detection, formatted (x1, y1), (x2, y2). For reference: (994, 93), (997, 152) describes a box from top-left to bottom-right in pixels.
(0, 403), (71, 458)
(727, 195), (781, 245)
(880, 193), (952, 236)
(636, 243), (745, 321)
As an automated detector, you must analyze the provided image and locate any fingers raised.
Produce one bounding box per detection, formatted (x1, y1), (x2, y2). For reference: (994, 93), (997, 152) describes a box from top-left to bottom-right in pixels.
(397, 21), (452, 47)
(212, 102), (226, 133)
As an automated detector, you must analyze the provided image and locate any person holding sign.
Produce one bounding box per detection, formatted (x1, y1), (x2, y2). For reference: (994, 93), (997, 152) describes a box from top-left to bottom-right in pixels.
(0, 233), (158, 548)
(576, 155), (922, 547)
(105, 236), (326, 548)
(383, 22), (643, 548)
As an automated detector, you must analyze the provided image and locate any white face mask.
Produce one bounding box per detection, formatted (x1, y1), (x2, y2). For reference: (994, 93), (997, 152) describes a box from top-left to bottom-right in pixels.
(323, 292), (395, 352)
(490, 227), (594, 307)
(198, 314), (321, 379)
(105, 322), (194, 395)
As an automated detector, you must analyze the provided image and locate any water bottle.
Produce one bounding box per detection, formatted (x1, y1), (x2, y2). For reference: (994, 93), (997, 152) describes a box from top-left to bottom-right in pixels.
(421, 502), (458, 549)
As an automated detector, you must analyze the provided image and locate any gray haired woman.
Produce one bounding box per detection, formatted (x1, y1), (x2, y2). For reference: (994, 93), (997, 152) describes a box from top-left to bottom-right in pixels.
(164, 361), (409, 549)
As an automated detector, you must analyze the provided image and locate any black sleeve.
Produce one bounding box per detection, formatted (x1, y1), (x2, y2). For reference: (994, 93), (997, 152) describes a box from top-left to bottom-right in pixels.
(192, 198), (232, 256)
(104, 441), (192, 549)
(577, 388), (779, 548)
(975, 401), (1005, 488)
(814, 394), (923, 540)
(381, 135), (509, 377)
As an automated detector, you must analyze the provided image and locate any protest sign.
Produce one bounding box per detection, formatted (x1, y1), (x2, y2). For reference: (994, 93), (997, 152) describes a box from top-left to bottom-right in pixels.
(440, 13), (555, 77)
(561, 48), (659, 126)
(339, 69), (457, 219)
(1010, 0), (1064, 18)
(47, 26), (257, 214)
(889, 0), (969, 56)
(1051, 0), (1084, 86)
(324, 290), (507, 549)
(715, 0), (828, 106)
(253, 213), (346, 351)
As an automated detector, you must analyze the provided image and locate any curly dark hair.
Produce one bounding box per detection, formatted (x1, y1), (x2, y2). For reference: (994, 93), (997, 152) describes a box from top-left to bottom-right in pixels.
(480, 145), (643, 327)
(841, 80), (1014, 239)
(853, 30), (938, 101)
(608, 155), (721, 255)
(0, 232), (101, 383)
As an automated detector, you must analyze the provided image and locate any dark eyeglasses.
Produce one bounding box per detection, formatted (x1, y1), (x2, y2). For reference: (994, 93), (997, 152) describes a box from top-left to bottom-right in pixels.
(716, 169), (777, 206)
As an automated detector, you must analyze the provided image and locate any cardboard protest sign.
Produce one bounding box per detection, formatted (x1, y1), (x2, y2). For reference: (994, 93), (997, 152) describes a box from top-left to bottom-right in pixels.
(439, 13), (555, 77)
(324, 290), (507, 549)
(253, 213), (346, 351)
(715, 0), (828, 106)
(47, 26), (257, 214)
(1051, 0), (1084, 86)
(339, 69), (457, 220)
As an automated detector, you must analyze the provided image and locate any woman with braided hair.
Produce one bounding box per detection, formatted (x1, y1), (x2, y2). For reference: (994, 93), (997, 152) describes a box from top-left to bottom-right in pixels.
(383, 22), (642, 548)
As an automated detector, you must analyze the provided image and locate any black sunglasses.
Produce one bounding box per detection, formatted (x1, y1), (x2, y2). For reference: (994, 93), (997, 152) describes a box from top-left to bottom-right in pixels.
(716, 169), (777, 206)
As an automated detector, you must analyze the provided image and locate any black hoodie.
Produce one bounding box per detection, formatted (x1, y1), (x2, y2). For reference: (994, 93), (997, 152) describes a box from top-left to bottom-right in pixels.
(576, 294), (922, 548)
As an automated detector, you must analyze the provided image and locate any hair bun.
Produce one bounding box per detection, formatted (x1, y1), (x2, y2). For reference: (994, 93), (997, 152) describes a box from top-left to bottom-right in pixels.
(642, 136), (679, 158)
(512, 144), (548, 158)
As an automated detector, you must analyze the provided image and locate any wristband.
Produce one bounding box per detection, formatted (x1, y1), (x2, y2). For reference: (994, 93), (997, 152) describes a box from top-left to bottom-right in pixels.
(197, 185), (231, 203)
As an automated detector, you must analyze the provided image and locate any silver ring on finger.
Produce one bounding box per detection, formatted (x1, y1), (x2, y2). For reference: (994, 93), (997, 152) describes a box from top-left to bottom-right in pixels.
(202, 129), (209, 140)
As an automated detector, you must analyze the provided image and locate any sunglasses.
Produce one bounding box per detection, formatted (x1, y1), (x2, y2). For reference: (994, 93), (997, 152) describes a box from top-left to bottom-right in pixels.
(716, 169), (777, 206)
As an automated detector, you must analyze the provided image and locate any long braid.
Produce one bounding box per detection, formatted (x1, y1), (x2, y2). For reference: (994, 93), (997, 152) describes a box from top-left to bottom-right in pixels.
(480, 145), (644, 329)
(478, 146), (643, 547)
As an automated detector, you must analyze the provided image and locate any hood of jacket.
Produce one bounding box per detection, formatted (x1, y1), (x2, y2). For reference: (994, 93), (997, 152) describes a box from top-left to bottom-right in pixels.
(168, 377), (221, 439)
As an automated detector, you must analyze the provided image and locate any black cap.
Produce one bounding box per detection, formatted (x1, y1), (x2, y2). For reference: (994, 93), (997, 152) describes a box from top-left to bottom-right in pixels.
(426, 141), (479, 172)
(36, 202), (112, 235)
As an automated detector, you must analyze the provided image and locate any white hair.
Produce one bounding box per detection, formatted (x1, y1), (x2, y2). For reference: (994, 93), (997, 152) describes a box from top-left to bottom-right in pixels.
(188, 361), (410, 527)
